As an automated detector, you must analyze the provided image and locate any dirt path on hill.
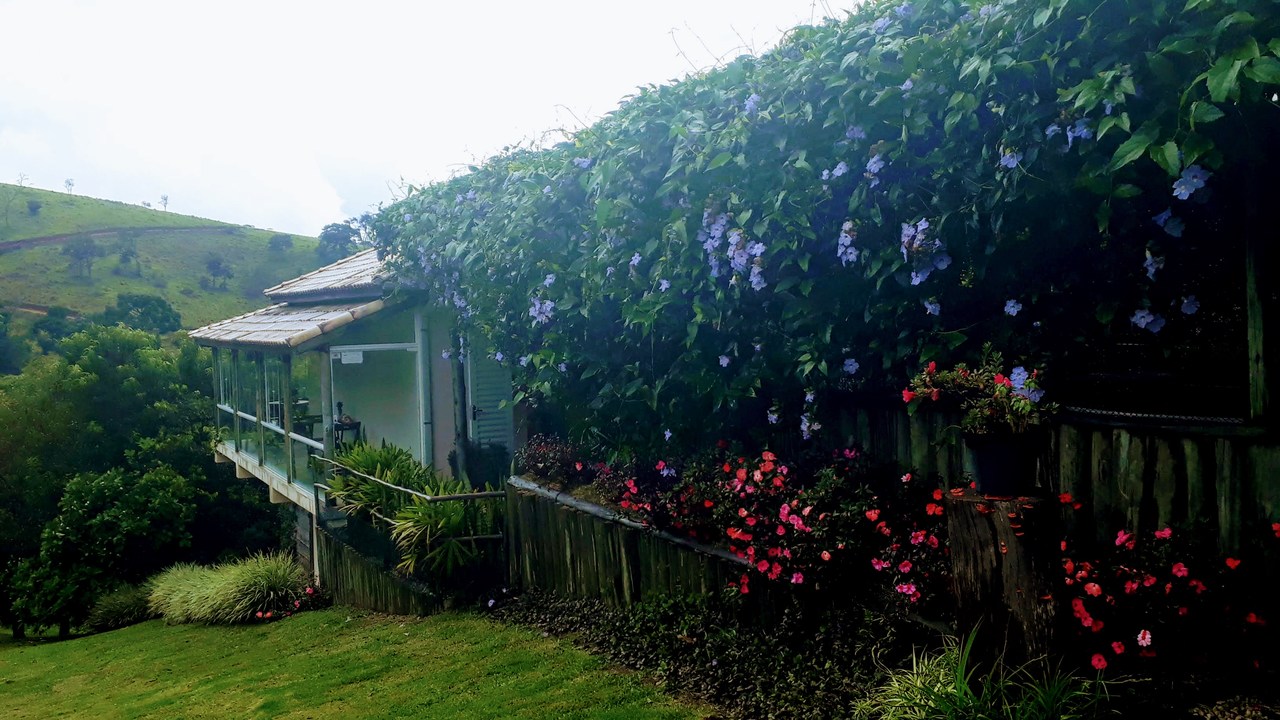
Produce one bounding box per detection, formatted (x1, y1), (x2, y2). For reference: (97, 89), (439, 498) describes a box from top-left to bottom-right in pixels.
(0, 225), (231, 254)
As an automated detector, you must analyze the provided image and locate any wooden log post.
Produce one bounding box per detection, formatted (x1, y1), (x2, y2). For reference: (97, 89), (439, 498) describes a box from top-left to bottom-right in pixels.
(946, 490), (1060, 669)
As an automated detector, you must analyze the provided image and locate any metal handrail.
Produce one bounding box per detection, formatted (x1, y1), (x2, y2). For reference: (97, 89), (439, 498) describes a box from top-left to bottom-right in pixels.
(313, 456), (505, 504)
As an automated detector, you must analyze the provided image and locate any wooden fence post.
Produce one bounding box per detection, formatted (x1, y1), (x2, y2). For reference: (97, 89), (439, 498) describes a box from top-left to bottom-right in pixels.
(947, 491), (1060, 669)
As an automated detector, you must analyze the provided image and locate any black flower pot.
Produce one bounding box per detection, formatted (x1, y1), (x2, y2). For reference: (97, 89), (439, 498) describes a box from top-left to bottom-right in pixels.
(964, 431), (1040, 496)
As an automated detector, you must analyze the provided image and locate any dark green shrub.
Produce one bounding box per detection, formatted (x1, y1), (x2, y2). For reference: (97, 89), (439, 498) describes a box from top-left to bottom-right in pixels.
(85, 584), (155, 632)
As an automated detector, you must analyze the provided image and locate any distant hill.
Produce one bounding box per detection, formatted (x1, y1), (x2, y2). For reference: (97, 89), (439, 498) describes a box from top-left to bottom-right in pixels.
(0, 183), (324, 329)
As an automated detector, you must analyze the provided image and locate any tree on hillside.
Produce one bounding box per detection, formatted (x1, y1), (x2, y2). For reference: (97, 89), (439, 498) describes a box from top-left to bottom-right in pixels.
(63, 178), (74, 194)
(0, 312), (29, 375)
(317, 221), (361, 264)
(112, 230), (140, 276)
(97, 294), (181, 334)
(30, 307), (86, 353)
(267, 233), (294, 253)
(202, 254), (234, 291)
(62, 236), (105, 279)
(159, 194), (169, 211)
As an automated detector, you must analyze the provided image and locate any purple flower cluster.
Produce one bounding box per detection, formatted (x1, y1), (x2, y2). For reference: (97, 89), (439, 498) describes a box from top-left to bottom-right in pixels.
(1045, 119), (1093, 149)
(836, 220), (859, 266)
(1010, 366), (1045, 402)
(699, 210), (730, 278)
(1153, 208), (1184, 238)
(1131, 309), (1166, 333)
(1004, 299), (1022, 316)
(922, 299), (941, 316)
(700, 209), (767, 291)
(846, 125), (867, 140)
(1181, 296), (1199, 315)
(999, 150), (1022, 169)
(843, 357), (860, 375)
(744, 93), (762, 115)
(900, 218), (951, 285)
(821, 161), (850, 180)
(873, 17), (892, 33)
(800, 413), (821, 441)
(1173, 165), (1210, 200)
(866, 154), (886, 187)
(529, 297), (556, 325)
(1143, 252), (1164, 280)
(573, 157), (594, 170)
(719, 355), (731, 367)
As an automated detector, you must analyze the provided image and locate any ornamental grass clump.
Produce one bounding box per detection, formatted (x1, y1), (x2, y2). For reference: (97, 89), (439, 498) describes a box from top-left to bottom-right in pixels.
(903, 345), (1056, 435)
(85, 583), (156, 633)
(148, 554), (311, 625)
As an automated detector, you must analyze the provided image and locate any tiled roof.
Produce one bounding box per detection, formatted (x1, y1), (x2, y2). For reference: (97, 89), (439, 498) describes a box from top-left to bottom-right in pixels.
(264, 248), (384, 301)
(189, 300), (385, 348)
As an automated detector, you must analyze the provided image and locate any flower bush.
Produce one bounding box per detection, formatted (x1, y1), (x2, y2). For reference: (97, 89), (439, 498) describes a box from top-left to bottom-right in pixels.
(1057, 496), (1278, 677)
(856, 471), (952, 619)
(376, 0), (1280, 452)
(902, 345), (1056, 434)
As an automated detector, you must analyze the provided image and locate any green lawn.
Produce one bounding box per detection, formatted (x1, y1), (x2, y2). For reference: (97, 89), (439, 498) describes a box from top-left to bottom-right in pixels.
(0, 609), (705, 720)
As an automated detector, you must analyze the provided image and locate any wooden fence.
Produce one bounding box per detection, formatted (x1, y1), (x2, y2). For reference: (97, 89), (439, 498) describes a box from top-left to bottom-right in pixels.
(505, 477), (753, 607)
(842, 405), (1279, 552)
(315, 526), (438, 616)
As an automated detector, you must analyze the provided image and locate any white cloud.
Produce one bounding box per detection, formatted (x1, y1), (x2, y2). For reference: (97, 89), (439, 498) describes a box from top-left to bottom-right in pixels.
(0, 0), (838, 234)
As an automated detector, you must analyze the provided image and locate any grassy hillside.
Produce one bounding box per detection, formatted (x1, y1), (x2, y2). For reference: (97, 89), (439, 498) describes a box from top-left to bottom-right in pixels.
(0, 183), (324, 329)
(0, 609), (704, 720)
(0, 183), (225, 244)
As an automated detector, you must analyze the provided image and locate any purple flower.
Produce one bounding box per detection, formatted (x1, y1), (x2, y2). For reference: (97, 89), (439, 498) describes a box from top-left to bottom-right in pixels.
(901, 78), (914, 91)
(767, 410), (779, 425)
(659, 279), (671, 292)
(923, 299), (941, 316)
(1004, 299), (1023, 316)
(1010, 366), (1029, 390)
(543, 185), (552, 194)
(1153, 208), (1184, 237)
(529, 297), (556, 325)
(1066, 119), (1092, 148)
(831, 161), (849, 178)
(744, 93), (762, 115)
(558, 362), (568, 373)
(630, 252), (642, 267)
(494, 351), (505, 363)
(749, 265), (767, 291)
(872, 17), (892, 33)
(866, 154), (886, 174)
(800, 413), (819, 440)
(804, 390), (815, 404)
(664, 429), (672, 441)
(843, 358), (860, 375)
(999, 150), (1022, 169)
(606, 266), (616, 277)
(894, 3), (912, 17)
(836, 220), (859, 266)
(518, 355), (531, 367)
(978, 4), (997, 17)
(1143, 252), (1164, 281)
(1103, 100), (1114, 116)
(466, 189), (477, 201)
(821, 169), (830, 181)
(573, 157), (594, 169)
(719, 355), (731, 367)
(441, 349), (452, 360)
(1045, 123), (1062, 139)
(660, 465), (676, 478)
(846, 125), (867, 140)
(1173, 165), (1210, 200)
(403, 213), (413, 222)
(1131, 309), (1165, 333)
(1181, 295), (1200, 315)
(543, 273), (556, 287)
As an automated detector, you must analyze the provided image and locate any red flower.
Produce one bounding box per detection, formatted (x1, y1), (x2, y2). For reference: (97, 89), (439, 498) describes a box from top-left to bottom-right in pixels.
(1058, 492), (1074, 505)
(899, 560), (913, 573)
(1084, 582), (1102, 597)
(1171, 562), (1188, 578)
(761, 450), (777, 461)
(925, 503), (943, 516)
(790, 572), (804, 584)
(1112, 641), (1125, 655)
(1115, 529), (1134, 548)
(738, 508), (749, 518)
(930, 389), (941, 401)
(932, 488), (943, 501)
(821, 550), (832, 561)
(926, 361), (937, 374)
(1091, 654), (1108, 670)
(776, 525), (786, 536)
(703, 500), (714, 508)
(871, 558), (888, 571)
(902, 389), (917, 403)
(255, 611), (264, 618)
(1226, 557), (1242, 570)
(756, 560), (770, 572)
(1123, 580), (1139, 594)
(655, 460), (666, 471)
(1154, 527), (1172, 540)
(1245, 612), (1267, 626)
(1189, 578), (1207, 594)
(1273, 522), (1280, 539)
(1137, 629), (1152, 647)
(865, 509), (880, 522)
(305, 587), (315, 595)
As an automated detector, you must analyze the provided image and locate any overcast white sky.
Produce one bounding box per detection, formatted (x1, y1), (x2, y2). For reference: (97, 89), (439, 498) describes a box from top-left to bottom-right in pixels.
(0, 0), (842, 236)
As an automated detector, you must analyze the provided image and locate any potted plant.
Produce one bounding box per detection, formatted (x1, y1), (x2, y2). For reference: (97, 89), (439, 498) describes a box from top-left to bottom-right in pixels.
(902, 345), (1056, 495)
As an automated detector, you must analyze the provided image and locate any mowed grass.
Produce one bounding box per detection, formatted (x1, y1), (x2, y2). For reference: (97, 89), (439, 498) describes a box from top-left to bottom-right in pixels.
(0, 609), (706, 720)
(0, 183), (228, 244)
(0, 227), (320, 328)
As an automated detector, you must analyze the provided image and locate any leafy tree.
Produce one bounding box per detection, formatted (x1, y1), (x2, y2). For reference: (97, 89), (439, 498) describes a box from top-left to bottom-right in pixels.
(204, 253), (234, 291)
(0, 312), (28, 375)
(159, 194), (169, 211)
(14, 466), (195, 634)
(317, 221), (360, 264)
(268, 233), (294, 253)
(112, 230), (140, 276)
(63, 178), (74, 194)
(30, 306), (86, 353)
(96, 294), (181, 334)
(61, 236), (104, 278)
